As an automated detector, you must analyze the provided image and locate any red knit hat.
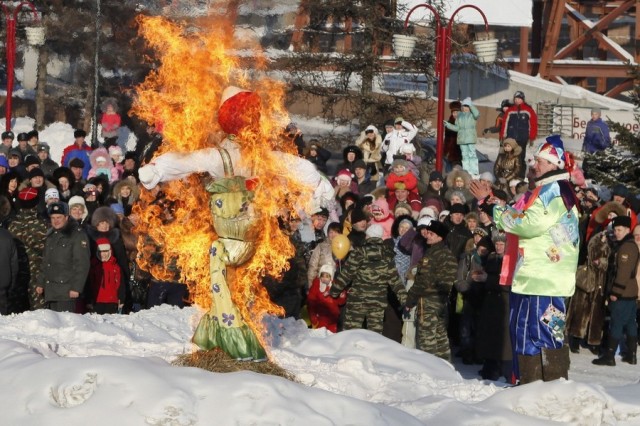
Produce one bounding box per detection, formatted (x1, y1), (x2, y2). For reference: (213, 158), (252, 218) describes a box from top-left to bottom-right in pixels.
(96, 237), (112, 260)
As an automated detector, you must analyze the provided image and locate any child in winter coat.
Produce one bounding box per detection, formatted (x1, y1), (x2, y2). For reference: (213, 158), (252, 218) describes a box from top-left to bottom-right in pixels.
(370, 198), (394, 239)
(88, 238), (125, 314)
(88, 148), (119, 183)
(100, 98), (121, 149)
(307, 263), (346, 332)
(444, 97), (480, 176)
(493, 138), (522, 195)
(385, 159), (418, 194)
(355, 125), (383, 181)
(108, 145), (125, 180)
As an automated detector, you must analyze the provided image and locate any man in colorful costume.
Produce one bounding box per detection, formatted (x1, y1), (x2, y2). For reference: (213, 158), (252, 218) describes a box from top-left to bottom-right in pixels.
(473, 135), (579, 383)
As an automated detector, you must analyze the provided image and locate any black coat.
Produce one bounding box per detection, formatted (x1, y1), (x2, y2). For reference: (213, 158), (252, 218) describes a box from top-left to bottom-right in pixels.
(38, 218), (91, 302)
(476, 253), (512, 361)
(0, 228), (18, 314)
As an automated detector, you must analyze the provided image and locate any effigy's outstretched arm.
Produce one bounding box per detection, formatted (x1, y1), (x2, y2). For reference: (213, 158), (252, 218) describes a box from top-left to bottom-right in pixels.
(138, 145), (334, 211)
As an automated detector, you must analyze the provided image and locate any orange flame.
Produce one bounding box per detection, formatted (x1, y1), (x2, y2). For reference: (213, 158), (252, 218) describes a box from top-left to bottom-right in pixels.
(131, 13), (312, 352)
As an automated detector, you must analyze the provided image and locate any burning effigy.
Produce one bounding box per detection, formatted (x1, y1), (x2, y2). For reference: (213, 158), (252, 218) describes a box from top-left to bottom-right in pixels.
(132, 16), (333, 360)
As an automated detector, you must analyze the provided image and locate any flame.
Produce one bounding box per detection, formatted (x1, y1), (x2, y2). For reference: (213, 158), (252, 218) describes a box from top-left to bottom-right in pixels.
(131, 13), (312, 352)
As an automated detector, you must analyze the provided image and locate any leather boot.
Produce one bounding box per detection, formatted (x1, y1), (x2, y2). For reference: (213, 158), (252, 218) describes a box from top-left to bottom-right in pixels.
(622, 336), (637, 365)
(592, 338), (618, 366)
(568, 336), (580, 354)
(541, 346), (570, 381)
(517, 353), (542, 384)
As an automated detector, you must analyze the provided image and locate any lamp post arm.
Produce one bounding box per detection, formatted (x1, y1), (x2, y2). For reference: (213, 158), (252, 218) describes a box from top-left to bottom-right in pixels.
(13, 2), (39, 22)
(448, 5), (489, 33)
(404, 4), (441, 30)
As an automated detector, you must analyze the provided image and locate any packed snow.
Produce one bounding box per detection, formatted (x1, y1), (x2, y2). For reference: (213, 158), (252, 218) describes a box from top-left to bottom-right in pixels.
(0, 305), (639, 425)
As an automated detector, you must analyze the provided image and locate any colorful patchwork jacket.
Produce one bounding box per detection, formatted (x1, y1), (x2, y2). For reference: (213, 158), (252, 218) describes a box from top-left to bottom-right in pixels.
(493, 170), (580, 297)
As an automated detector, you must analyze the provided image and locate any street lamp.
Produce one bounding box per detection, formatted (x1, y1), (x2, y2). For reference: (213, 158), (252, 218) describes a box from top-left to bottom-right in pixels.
(1, 1), (40, 132)
(404, 4), (488, 172)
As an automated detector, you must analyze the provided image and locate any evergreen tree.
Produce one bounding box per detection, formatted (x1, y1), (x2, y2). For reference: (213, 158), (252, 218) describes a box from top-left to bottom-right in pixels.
(582, 65), (640, 195)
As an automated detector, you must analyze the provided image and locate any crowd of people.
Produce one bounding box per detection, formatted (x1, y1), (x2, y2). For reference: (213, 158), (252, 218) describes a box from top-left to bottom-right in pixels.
(283, 91), (638, 385)
(0, 90), (638, 386)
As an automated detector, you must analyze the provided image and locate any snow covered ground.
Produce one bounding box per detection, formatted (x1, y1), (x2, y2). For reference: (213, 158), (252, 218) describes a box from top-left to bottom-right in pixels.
(0, 306), (639, 425)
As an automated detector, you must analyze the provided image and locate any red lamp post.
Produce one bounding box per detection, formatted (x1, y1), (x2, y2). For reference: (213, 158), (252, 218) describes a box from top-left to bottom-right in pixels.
(404, 4), (488, 172)
(2, 1), (40, 132)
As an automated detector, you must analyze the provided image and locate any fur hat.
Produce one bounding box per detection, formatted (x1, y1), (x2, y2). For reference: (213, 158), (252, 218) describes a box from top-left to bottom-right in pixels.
(416, 216), (432, 229)
(28, 168), (45, 179)
(535, 135), (566, 169)
(319, 263), (336, 277)
(492, 231), (507, 244)
(595, 201), (627, 224)
(399, 143), (416, 154)
(419, 206), (437, 220)
(17, 132), (29, 142)
(365, 224), (384, 239)
(18, 187), (39, 209)
(23, 155), (40, 168)
(449, 101), (462, 112)
(473, 227), (488, 238)
(612, 215), (632, 228)
(68, 195), (88, 220)
(91, 206), (117, 228)
(394, 202), (412, 216)
(426, 221), (450, 239)
(350, 207), (368, 224)
(364, 125), (378, 135)
(47, 201), (69, 216)
(74, 129), (87, 138)
(449, 203), (468, 215)
(44, 188), (60, 202)
(476, 236), (495, 253)
(1, 131), (14, 140)
(502, 138), (521, 156)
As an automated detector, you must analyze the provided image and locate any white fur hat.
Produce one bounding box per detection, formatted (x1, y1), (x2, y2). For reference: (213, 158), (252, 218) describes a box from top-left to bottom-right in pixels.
(419, 207), (436, 220)
(319, 263), (335, 277)
(365, 224), (384, 239)
(417, 216), (432, 228)
(399, 143), (416, 154)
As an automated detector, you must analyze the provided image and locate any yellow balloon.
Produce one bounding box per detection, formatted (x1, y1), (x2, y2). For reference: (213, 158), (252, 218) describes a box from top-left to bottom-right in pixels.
(331, 234), (351, 260)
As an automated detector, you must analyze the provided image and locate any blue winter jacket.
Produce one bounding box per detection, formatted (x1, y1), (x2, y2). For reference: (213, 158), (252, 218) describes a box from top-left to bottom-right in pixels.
(582, 118), (611, 154)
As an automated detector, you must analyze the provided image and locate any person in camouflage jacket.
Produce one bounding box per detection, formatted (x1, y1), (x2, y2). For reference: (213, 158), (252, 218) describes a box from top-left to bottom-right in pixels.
(405, 221), (458, 360)
(8, 188), (48, 310)
(330, 224), (407, 334)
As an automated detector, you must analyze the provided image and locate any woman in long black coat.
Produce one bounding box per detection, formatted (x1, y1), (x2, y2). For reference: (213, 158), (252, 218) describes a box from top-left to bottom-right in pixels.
(476, 234), (513, 382)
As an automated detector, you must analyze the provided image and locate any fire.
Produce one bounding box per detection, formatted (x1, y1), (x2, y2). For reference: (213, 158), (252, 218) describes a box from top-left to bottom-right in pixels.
(131, 13), (312, 352)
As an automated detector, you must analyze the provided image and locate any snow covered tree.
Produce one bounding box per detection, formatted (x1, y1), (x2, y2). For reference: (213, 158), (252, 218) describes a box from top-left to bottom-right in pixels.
(582, 65), (640, 195)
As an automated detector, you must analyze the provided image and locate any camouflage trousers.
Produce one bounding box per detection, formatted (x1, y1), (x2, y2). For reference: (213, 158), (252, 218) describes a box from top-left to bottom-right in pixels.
(343, 299), (386, 334)
(414, 297), (451, 361)
(29, 262), (46, 310)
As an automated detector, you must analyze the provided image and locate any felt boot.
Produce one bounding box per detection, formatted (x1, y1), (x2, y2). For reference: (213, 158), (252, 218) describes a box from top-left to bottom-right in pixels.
(517, 353), (542, 384)
(541, 345), (570, 381)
